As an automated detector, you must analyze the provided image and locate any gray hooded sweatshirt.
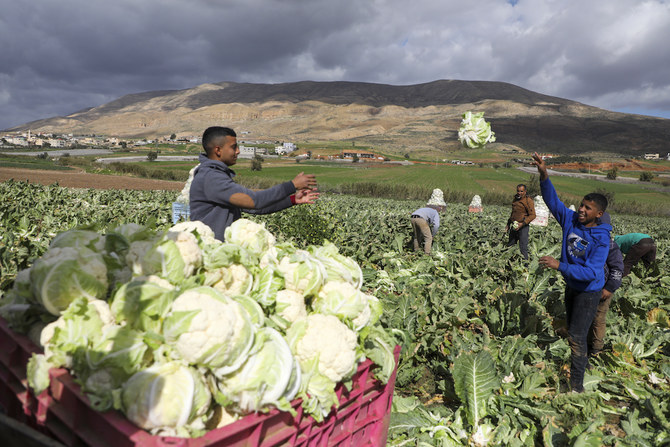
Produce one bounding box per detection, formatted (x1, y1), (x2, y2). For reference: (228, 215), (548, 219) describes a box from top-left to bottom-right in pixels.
(189, 154), (295, 241)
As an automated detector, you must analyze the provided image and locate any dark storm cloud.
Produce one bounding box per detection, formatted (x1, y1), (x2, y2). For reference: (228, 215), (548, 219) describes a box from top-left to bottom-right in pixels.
(2, 0), (670, 130)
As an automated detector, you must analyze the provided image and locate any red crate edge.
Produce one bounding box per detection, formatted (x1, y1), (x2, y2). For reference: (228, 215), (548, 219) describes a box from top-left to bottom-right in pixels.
(0, 317), (400, 447)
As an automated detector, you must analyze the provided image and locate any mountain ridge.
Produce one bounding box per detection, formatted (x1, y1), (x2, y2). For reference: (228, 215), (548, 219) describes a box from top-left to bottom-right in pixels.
(7, 80), (670, 155)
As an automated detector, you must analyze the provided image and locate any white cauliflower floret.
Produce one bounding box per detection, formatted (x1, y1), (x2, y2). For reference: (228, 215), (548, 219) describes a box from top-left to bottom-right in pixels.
(292, 314), (357, 382)
(136, 275), (175, 290)
(224, 219), (276, 255)
(208, 264), (253, 296)
(126, 240), (155, 275)
(175, 164), (199, 204)
(277, 252), (325, 297)
(86, 298), (116, 327)
(169, 221), (217, 246)
(166, 231), (202, 277)
(167, 288), (254, 371)
(39, 319), (72, 367)
(313, 281), (373, 331)
(275, 290), (307, 323)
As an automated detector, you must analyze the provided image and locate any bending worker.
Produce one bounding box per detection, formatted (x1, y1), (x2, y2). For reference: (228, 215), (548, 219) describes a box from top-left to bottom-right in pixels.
(614, 232), (657, 276)
(410, 188), (446, 255)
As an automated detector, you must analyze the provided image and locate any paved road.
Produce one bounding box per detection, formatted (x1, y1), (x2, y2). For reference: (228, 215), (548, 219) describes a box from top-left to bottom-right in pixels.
(96, 155), (199, 163)
(517, 166), (643, 183)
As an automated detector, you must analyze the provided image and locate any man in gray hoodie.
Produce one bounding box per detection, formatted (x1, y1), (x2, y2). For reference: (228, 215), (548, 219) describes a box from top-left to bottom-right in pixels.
(190, 126), (318, 241)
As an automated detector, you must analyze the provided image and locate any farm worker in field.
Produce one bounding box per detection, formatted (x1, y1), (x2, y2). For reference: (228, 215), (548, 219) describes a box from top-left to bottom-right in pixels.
(505, 183), (536, 259)
(588, 212), (624, 359)
(189, 126), (319, 241)
(410, 188), (446, 255)
(532, 152), (611, 393)
(614, 233), (657, 276)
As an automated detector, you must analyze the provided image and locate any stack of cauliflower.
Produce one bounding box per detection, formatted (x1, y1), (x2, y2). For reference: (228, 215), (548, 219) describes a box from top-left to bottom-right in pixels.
(0, 219), (396, 437)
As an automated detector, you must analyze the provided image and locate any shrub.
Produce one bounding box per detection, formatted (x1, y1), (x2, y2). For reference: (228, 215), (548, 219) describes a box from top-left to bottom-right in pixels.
(526, 174), (540, 198)
(639, 171), (655, 182)
(606, 167), (618, 180)
(146, 151), (158, 161)
(594, 188), (615, 207)
(37, 152), (49, 160)
(251, 155), (263, 171)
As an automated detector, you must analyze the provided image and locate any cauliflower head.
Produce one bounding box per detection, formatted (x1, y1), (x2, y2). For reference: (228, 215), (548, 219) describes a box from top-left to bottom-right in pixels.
(169, 221), (217, 246)
(275, 289), (307, 324)
(288, 314), (357, 382)
(164, 287), (254, 373)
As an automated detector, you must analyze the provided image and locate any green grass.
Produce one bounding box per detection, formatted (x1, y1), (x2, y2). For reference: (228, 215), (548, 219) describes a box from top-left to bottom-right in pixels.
(0, 154), (74, 171)
(233, 163), (670, 213)
(3, 151), (668, 215)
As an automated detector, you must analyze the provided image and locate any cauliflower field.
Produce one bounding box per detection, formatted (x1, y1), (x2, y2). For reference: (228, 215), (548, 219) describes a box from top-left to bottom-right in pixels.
(1, 179), (670, 446)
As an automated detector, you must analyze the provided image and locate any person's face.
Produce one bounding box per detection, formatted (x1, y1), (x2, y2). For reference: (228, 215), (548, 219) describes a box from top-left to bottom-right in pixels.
(214, 135), (239, 166)
(578, 199), (603, 226)
(516, 186), (526, 198)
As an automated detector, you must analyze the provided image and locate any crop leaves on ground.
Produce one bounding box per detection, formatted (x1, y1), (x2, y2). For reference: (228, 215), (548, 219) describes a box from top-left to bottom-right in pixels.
(1, 180), (669, 446)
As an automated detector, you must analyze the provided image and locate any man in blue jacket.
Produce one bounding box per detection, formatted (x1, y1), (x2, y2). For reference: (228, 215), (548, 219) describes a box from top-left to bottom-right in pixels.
(532, 153), (611, 393)
(190, 126), (318, 241)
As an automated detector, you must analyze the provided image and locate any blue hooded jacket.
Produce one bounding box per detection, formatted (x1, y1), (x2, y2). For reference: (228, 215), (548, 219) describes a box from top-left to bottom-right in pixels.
(540, 178), (612, 292)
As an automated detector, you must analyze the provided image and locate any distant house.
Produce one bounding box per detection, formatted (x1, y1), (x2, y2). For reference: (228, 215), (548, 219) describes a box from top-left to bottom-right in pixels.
(644, 153), (660, 160)
(239, 145), (267, 158)
(275, 142), (296, 155)
(342, 150), (375, 160)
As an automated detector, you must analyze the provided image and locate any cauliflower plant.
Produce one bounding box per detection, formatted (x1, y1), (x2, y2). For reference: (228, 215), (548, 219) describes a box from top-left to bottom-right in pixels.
(285, 314), (359, 421)
(277, 250), (325, 298)
(126, 240), (155, 276)
(205, 264), (253, 296)
(165, 230), (203, 277)
(224, 219), (276, 258)
(274, 289), (307, 325)
(169, 220), (217, 247)
(287, 314), (358, 383)
(163, 287), (255, 374)
(313, 281), (380, 331)
(30, 246), (108, 315)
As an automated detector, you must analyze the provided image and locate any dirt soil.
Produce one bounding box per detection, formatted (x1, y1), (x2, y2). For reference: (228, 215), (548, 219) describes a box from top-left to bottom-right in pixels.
(552, 161), (665, 172)
(0, 167), (184, 191)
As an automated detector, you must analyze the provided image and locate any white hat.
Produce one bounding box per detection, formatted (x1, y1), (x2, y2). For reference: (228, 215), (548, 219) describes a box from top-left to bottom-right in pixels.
(427, 188), (447, 207)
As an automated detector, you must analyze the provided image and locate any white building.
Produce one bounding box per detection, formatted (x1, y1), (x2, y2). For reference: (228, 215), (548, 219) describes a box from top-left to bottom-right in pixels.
(275, 142), (296, 155)
(239, 145), (267, 158)
(644, 153), (660, 160)
(47, 139), (66, 148)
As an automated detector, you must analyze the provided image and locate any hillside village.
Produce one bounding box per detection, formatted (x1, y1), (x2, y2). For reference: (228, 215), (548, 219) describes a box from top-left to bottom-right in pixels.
(2, 130), (670, 163)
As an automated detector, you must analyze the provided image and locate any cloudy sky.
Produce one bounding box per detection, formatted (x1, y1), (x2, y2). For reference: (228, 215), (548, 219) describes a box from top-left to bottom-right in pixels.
(2, 0), (670, 130)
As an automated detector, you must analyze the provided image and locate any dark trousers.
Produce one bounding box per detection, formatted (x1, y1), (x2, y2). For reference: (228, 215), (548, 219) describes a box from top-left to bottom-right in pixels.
(565, 287), (601, 392)
(588, 292), (612, 356)
(507, 225), (529, 259)
(623, 238), (656, 276)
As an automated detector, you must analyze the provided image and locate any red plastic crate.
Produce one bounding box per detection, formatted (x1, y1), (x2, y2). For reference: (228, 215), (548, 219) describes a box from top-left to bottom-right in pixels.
(0, 317), (400, 447)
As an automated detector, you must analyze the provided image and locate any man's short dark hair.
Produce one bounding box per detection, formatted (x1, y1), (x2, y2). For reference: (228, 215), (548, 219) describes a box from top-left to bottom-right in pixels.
(202, 126), (236, 156)
(517, 184), (526, 190)
(584, 192), (608, 212)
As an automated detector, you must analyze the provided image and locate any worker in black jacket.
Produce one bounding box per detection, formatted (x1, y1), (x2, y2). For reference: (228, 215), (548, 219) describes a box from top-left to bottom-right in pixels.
(588, 212), (624, 358)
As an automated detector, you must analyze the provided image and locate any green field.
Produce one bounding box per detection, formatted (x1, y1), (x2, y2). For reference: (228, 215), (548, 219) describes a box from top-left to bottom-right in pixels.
(3, 150), (669, 215)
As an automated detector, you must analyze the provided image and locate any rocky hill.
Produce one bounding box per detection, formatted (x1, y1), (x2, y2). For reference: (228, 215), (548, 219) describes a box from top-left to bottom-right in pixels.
(8, 80), (670, 156)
